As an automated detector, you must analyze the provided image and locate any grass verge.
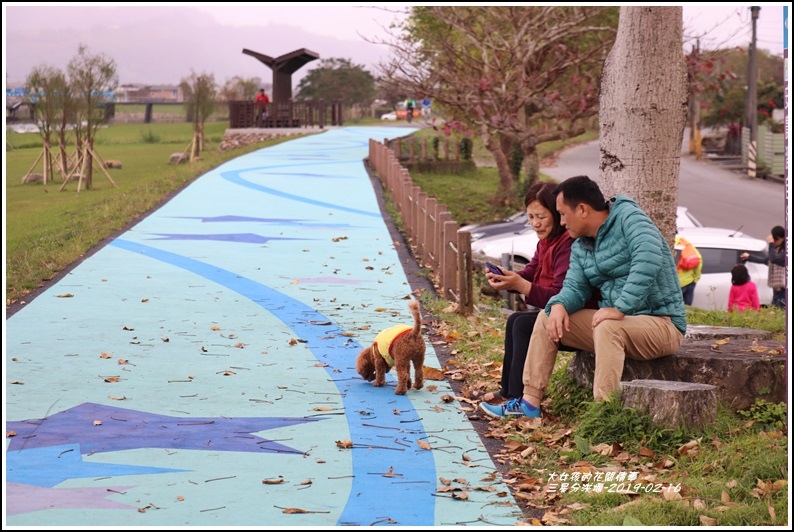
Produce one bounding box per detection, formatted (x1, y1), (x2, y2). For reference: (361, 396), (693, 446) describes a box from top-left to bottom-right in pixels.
(5, 121), (311, 304)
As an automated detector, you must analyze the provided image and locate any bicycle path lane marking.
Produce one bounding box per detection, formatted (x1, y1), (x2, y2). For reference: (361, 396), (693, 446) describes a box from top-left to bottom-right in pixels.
(5, 126), (523, 527)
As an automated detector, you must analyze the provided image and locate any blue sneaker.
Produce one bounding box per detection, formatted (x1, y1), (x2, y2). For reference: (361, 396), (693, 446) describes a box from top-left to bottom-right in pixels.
(479, 398), (541, 419)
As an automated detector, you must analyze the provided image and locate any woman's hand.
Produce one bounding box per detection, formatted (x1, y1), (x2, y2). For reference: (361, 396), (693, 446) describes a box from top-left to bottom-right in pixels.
(486, 269), (529, 294)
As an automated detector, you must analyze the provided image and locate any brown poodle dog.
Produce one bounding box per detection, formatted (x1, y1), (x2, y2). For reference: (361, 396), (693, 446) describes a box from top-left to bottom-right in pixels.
(355, 300), (426, 395)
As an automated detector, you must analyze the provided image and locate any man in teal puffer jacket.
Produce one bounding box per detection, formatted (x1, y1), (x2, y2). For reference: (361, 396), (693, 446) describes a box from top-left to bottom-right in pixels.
(487, 175), (686, 418)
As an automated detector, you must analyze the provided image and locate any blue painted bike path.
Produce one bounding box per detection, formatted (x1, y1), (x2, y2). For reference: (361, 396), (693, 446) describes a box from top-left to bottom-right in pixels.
(4, 126), (524, 527)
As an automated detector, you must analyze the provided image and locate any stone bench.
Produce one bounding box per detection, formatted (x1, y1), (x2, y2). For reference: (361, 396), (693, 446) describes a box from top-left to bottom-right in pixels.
(568, 325), (787, 412)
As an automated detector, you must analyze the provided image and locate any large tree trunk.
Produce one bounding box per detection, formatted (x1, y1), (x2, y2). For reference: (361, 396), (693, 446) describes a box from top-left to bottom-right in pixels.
(599, 6), (688, 246)
(483, 133), (515, 206)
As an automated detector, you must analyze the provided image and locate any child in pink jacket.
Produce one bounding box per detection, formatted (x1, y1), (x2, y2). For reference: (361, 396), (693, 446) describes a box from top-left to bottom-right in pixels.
(728, 264), (760, 312)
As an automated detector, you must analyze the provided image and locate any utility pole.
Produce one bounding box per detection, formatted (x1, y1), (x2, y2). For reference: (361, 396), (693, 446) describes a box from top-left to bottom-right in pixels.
(747, 6), (761, 179)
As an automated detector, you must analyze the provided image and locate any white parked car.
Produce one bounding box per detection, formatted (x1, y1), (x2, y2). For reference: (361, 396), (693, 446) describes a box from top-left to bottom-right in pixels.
(464, 205), (702, 243)
(676, 226), (772, 310)
(471, 208), (768, 310)
(380, 111), (398, 121)
(472, 206), (702, 267)
(460, 211), (529, 242)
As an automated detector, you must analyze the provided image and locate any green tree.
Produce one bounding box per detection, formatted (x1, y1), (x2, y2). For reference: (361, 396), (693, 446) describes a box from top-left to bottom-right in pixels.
(180, 71), (217, 158)
(25, 65), (70, 184)
(67, 44), (118, 190)
(695, 47), (783, 129)
(220, 76), (264, 102)
(295, 58), (376, 107)
(376, 6), (618, 204)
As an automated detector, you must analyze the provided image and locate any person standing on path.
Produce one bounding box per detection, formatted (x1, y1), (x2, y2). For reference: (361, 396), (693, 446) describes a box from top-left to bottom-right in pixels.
(254, 88), (270, 127)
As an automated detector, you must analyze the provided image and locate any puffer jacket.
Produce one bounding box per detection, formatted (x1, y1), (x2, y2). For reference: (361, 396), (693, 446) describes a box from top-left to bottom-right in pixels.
(545, 195), (686, 335)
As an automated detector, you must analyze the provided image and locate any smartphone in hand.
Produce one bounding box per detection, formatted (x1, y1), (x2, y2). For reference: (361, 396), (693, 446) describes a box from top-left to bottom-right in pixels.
(485, 262), (504, 275)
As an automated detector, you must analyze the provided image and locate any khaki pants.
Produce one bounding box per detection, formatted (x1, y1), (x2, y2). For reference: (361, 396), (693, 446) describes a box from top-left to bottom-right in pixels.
(523, 309), (684, 402)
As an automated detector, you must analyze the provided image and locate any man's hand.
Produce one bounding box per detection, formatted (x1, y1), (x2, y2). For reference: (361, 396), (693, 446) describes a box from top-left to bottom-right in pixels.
(546, 304), (569, 341)
(591, 307), (624, 329)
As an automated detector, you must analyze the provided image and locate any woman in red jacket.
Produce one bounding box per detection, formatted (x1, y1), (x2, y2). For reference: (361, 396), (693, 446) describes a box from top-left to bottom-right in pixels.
(479, 181), (598, 415)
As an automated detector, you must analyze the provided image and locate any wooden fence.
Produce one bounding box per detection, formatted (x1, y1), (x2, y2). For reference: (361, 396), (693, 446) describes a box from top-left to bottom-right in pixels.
(368, 138), (474, 315)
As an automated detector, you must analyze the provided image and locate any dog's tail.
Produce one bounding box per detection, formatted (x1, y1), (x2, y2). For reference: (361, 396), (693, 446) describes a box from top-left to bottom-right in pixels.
(408, 299), (422, 337)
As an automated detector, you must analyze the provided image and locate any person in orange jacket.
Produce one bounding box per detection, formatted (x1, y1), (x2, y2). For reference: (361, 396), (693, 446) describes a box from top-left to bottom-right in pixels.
(675, 235), (702, 306)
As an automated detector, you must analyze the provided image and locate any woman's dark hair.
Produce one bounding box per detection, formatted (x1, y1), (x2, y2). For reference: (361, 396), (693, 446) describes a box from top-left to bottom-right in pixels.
(771, 225), (785, 241)
(731, 264), (751, 285)
(524, 181), (565, 239)
(552, 175), (608, 212)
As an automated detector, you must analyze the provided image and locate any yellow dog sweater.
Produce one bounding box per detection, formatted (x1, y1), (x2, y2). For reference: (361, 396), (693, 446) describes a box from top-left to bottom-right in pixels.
(373, 324), (413, 368)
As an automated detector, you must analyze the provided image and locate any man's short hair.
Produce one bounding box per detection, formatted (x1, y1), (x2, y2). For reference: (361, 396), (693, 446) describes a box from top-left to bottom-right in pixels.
(553, 175), (607, 211)
(771, 225), (785, 240)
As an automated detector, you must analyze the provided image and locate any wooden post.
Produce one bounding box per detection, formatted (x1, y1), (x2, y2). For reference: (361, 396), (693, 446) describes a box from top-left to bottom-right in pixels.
(86, 146), (118, 187)
(457, 229), (473, 315)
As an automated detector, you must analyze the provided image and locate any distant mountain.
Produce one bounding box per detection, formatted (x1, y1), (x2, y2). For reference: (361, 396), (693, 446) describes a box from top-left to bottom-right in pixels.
(4, 5), (391, 88)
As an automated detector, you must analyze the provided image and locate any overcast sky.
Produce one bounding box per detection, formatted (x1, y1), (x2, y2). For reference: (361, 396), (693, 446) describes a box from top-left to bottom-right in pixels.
(2, 3), (789, 88)
(193, 3), (788, 55)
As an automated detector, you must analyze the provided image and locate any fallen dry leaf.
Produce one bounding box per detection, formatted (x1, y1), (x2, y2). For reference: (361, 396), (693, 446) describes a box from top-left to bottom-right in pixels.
(93, 420), (102, 426)
(422, 366), (445, 380)
(312, 407), (333, 411)
(699, 515), (719, 526)
(103, 376), (120, 383)
(693, 498), (706, 510)
(336, 440), (353, 449)
(262, 478), (285, 485)
(176, 496), (184, 501)
(282, 508), (309, 514)
(417, 439), (431, 450)
(108, 396), (127, 401)
(383, 466), (401, 477)
(211, 325), (220, 330)
(117, 359), (129, 365)
(7, 431), (17, 437)
(100, 352), (112, 359)
(57, 293), (74, 298)
(662, 488), (683, 501)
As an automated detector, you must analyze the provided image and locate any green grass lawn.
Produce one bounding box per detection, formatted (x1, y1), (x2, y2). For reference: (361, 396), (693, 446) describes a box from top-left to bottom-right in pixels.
(5, 121), (307, 303)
